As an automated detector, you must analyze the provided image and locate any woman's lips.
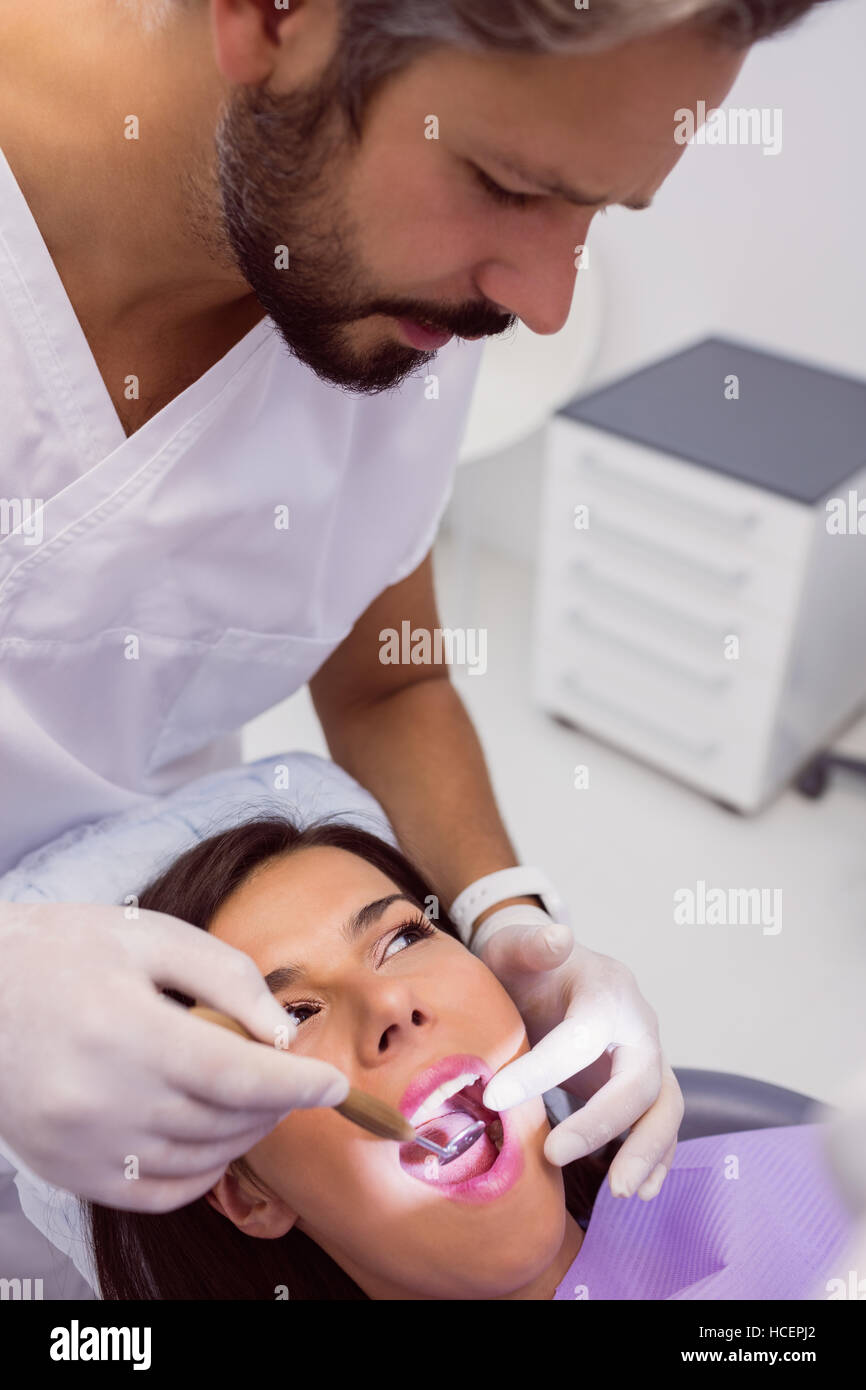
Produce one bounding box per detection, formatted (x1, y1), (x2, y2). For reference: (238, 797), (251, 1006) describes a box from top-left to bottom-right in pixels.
(399, 1053), (491, 1124)
(397, 1062), (524, 1205)
(398, 1113), (523, 1205)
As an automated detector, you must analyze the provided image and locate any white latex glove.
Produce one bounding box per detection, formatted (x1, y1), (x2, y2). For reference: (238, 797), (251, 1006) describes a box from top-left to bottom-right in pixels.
(816, 1061), (866, 1299)
(822, 1062), (866, 1218)
(0, 905), (350, 1212)
(475, 905), (684, 1200)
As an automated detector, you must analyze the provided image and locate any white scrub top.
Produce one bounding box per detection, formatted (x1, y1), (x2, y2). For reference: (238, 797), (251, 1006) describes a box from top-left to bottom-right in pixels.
(0, 146), (484, 876)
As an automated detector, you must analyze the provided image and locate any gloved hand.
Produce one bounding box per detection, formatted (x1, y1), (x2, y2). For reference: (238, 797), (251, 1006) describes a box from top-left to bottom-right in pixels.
(474, 905), (684, 1200)
(823, 1061), (866, 1218)
(0, 904), (349, 1212)
(818, 1060), (866, 1298)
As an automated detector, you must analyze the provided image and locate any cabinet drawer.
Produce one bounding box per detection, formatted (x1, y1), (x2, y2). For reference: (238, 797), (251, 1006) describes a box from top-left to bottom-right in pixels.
(535, 562), (795, 684)
(534, 623), (781, 738)
(532, 634), (779, 805)
(547, 418), (814, 573)
(539, 491), (809, 625)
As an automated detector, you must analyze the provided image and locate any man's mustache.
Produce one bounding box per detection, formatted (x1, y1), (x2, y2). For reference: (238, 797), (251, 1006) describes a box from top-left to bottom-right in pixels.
(368, 301), (516, 341)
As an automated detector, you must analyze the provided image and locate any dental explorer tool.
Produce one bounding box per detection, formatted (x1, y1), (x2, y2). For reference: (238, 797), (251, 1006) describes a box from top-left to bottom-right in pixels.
(190, 1005), (487, 1165)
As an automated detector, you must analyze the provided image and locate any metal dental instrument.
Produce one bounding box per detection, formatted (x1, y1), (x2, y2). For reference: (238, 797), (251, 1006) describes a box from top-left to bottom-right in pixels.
(190, 1005), (487, 1166)
(407, 1117), (488, 1164)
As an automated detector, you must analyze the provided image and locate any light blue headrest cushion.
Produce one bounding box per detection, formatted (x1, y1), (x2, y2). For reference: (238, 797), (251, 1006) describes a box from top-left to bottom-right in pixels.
(0, 753), (395, 904)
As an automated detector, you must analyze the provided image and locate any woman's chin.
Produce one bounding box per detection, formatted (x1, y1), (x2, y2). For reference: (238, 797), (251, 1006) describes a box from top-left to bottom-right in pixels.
(298, 1110), (567, 1300)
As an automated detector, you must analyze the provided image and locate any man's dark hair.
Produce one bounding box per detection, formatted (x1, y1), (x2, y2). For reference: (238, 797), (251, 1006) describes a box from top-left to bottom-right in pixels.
(330, 0), (833, 136)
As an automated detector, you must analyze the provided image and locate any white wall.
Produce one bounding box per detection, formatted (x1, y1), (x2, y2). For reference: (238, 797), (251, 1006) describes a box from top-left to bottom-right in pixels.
(443, 0), (865, 563)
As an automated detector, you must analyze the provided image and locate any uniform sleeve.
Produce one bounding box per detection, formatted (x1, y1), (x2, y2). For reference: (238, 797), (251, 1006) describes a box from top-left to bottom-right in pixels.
(384, 339), (484, 588)
(0, 1133), (99, 1294)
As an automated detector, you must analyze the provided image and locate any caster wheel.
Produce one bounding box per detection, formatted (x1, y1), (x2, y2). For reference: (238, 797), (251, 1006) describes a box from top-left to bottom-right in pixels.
(795, 759), (829, 799)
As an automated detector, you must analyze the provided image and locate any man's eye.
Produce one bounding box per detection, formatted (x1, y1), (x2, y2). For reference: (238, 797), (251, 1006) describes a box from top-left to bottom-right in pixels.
(472, 165), (537, 210)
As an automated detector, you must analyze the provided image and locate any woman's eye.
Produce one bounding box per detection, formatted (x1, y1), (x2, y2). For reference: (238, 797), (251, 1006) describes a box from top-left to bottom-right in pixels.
(283, 1001), (319, 1026)
(281, 918), (435, 1026)
(382, 916), (437, 960)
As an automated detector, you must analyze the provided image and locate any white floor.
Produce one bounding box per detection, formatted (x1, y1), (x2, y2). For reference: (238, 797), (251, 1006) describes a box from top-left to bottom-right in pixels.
(244, 531), (866, 1109)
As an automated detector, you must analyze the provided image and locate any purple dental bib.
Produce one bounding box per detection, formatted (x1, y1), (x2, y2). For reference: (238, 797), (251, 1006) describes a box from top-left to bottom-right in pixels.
(554, 1125), (853, 1300)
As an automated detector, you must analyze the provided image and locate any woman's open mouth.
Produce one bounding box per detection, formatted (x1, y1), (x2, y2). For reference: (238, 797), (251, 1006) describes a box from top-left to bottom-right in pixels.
(397, 1055), (524, 1205)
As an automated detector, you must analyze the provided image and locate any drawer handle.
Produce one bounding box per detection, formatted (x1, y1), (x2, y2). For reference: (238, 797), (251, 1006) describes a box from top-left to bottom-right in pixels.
(574, 452), (760, 531)
(562, 608), (731, 691)
(559, 671), (720, 758)
(582, 513), (751, 588)
(565, 565), (735, 643)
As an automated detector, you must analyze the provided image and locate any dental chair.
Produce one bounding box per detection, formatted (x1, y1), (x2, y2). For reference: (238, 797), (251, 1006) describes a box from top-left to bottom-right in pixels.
(672, 1068), (823, 1139)
(546, 1067), (823, 1140)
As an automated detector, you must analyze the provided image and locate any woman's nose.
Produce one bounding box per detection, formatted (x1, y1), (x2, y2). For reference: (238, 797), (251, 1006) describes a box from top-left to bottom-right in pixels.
(354, 980), (432, 1063)
(376, 1008), (425, 1052)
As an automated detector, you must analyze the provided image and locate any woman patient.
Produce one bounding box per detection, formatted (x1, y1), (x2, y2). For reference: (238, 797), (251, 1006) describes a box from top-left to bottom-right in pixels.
(86, 817), (853, 1300)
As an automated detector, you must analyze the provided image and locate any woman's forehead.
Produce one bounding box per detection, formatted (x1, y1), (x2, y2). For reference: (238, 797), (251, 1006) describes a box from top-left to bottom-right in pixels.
(207, 844), (398, 965)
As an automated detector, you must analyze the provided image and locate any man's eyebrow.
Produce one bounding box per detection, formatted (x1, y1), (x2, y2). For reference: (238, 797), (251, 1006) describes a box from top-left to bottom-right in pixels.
(263, 893), (418, 993)
(487, 151), (653, 211)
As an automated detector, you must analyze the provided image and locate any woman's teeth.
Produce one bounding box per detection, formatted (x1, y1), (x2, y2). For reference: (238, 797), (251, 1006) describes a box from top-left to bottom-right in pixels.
(409, 1072), (481, 1127)
(488, 1119), (504, 1153)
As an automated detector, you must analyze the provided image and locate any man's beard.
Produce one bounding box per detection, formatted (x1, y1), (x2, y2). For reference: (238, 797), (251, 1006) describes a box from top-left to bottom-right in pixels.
(210, 62), (512, 395)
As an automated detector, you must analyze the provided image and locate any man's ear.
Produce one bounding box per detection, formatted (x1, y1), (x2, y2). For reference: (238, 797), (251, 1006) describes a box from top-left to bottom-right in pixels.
(206, 1163), (299, 1239)
(210, 0), (294, 85)
(210, 0), (336, 89)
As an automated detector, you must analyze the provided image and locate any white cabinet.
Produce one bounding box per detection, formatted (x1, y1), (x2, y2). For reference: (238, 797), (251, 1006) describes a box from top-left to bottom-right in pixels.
(532, 338), (866, 811)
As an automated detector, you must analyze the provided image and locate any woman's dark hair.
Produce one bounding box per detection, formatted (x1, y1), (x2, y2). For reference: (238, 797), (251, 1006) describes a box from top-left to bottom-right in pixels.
(87, 815), (620, 1299)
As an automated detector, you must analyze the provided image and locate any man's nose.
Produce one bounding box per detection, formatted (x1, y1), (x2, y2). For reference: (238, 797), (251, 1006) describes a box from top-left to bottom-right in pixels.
(475, 213), (595, 337)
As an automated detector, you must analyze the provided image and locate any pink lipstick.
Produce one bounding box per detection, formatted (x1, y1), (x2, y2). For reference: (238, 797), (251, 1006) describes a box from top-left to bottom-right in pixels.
(397, 1054), (524, 1205)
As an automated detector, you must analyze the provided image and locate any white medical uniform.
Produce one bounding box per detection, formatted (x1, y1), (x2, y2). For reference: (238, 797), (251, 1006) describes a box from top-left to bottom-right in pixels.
(0, 144), (483, 1293)
(0, 146), (484, 876)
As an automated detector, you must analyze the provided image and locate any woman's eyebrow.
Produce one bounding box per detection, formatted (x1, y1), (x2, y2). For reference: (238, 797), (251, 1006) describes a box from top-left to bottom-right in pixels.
(263, 893), (418, 993)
